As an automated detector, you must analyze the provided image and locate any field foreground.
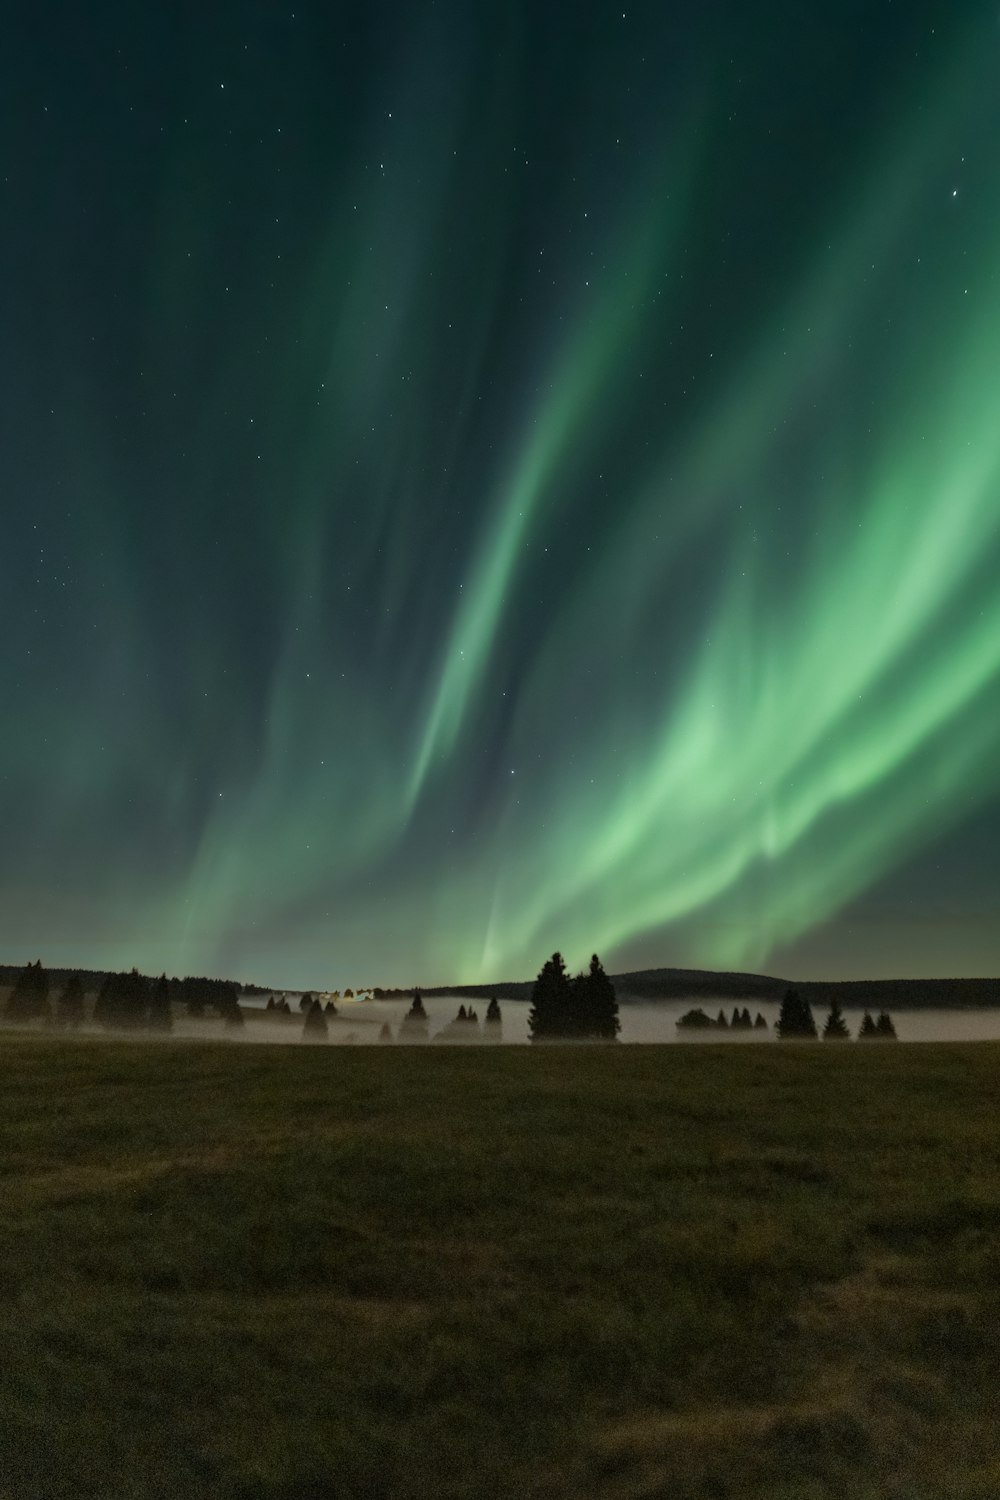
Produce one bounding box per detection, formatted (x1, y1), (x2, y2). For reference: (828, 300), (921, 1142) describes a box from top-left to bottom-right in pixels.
(2, 1037), (1000, 1499)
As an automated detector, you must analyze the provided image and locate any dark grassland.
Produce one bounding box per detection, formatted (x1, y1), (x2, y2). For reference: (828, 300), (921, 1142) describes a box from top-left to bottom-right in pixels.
(2, 1037), (1000, 1499)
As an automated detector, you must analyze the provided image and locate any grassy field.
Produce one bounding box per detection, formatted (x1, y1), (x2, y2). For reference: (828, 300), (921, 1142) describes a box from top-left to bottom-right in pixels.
(2, 1035), (1000, 1498)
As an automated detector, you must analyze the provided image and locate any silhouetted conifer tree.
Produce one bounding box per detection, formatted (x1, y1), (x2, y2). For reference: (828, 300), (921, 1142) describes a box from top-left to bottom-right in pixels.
(858, 1011), (877, 1039)
(148, 974), (173, 1032)
(6, 960), (51, 1023)
(754, 1012), (768, 1030)
(484, 996), (502, 1040)
(875, 1010), (898, 1039)
(399, 991), (429, 1042)
(299, 992), (313, 1013)
(55, 972), (86, 1029)
(324, 999), (337, 1015)
(378, 1021), (393, 1043)
(574, 955), (620, 1041)
(716, 1009), (729, 1030)
(776, 988), (818, 1039)
(95, 969), (148, 1029)
(528, 953), (573, 1041)
(822, 1001), (850, 1041)
(302, 998), (328, 1041)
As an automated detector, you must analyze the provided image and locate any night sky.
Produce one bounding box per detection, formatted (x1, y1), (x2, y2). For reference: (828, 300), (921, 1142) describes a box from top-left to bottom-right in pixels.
(4, 2), (1000, 989)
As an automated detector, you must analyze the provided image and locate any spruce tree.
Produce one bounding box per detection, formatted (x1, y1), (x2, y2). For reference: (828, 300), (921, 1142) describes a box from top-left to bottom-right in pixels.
(576, 955), (620, 1041)
(148, 974), (174, 1032)
(399, 991), (429, 1042)
(858, 1011), (877, 1039)
(95, 969), (148, 1029)
(822, 1000), (850, 1041)
(56, 973), (86, 1029)
(776, 988), (818, 1039)
(484, 997), (502, 1040)
(7, 960), (51, 1023)
(754, 1012), (768, 1030)
(302, 998), (328, 1040)
(528, 953), (573, 1041)
(875, 1010), (898, 1039)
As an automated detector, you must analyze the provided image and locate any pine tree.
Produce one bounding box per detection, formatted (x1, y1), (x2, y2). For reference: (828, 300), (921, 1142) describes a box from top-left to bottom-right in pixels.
(302, 998), (328, 1041)
(528, 953), (573, 1041)
(6, 960), (51, 1023)
(55, 973), (86, 1029)
(822, 1000), (850, 1041)
(858, 1011), (877, 1039)
(754, 1012), (768, 1030)
(484, 997), (502, 1041)
(776, 988), (818, 1039)
(94, 969), (148, 1029)
(575, 955), (620, 1041)
(148, 974), (174, 1032)
(716, 1009), (729, 1030)
(399, 991), (429, 1042)
(875, 1010), (898, 1039)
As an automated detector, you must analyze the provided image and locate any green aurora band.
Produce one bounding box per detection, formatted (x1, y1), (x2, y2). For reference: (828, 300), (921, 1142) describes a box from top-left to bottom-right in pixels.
(4, 6), (1000, 986)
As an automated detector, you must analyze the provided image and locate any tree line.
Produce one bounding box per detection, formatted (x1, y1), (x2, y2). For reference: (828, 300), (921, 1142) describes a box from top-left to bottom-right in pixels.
(675, 992), (898, 1040)
(775, 989), (897, 1040)
(3, 962), (244, 1031)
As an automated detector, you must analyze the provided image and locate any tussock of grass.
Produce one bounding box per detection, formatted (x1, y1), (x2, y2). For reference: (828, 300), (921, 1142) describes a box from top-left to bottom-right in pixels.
(1, 1036), (999, 1496)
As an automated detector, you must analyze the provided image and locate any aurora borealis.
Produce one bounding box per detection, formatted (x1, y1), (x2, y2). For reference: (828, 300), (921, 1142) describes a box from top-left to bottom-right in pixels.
(3, 2), (1000, 988)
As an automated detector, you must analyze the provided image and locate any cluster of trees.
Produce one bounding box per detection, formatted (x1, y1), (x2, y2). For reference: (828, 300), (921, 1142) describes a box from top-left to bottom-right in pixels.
(171, 976), (242, 1022)
(371, 995), (503, 1045)
(6, 963), (94, 1029)
(777, 990), (897, 1041)
(859, 1010), (898, 1040)
(2, 962), (247, 1032)
(528, 954), (620, 1042)
(677, 1007), (769, 1032)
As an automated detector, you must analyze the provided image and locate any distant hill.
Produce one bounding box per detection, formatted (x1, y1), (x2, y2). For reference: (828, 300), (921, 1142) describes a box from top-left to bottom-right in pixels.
(3, 964), (999, 1010)
(429, 967), (1000, 1010)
